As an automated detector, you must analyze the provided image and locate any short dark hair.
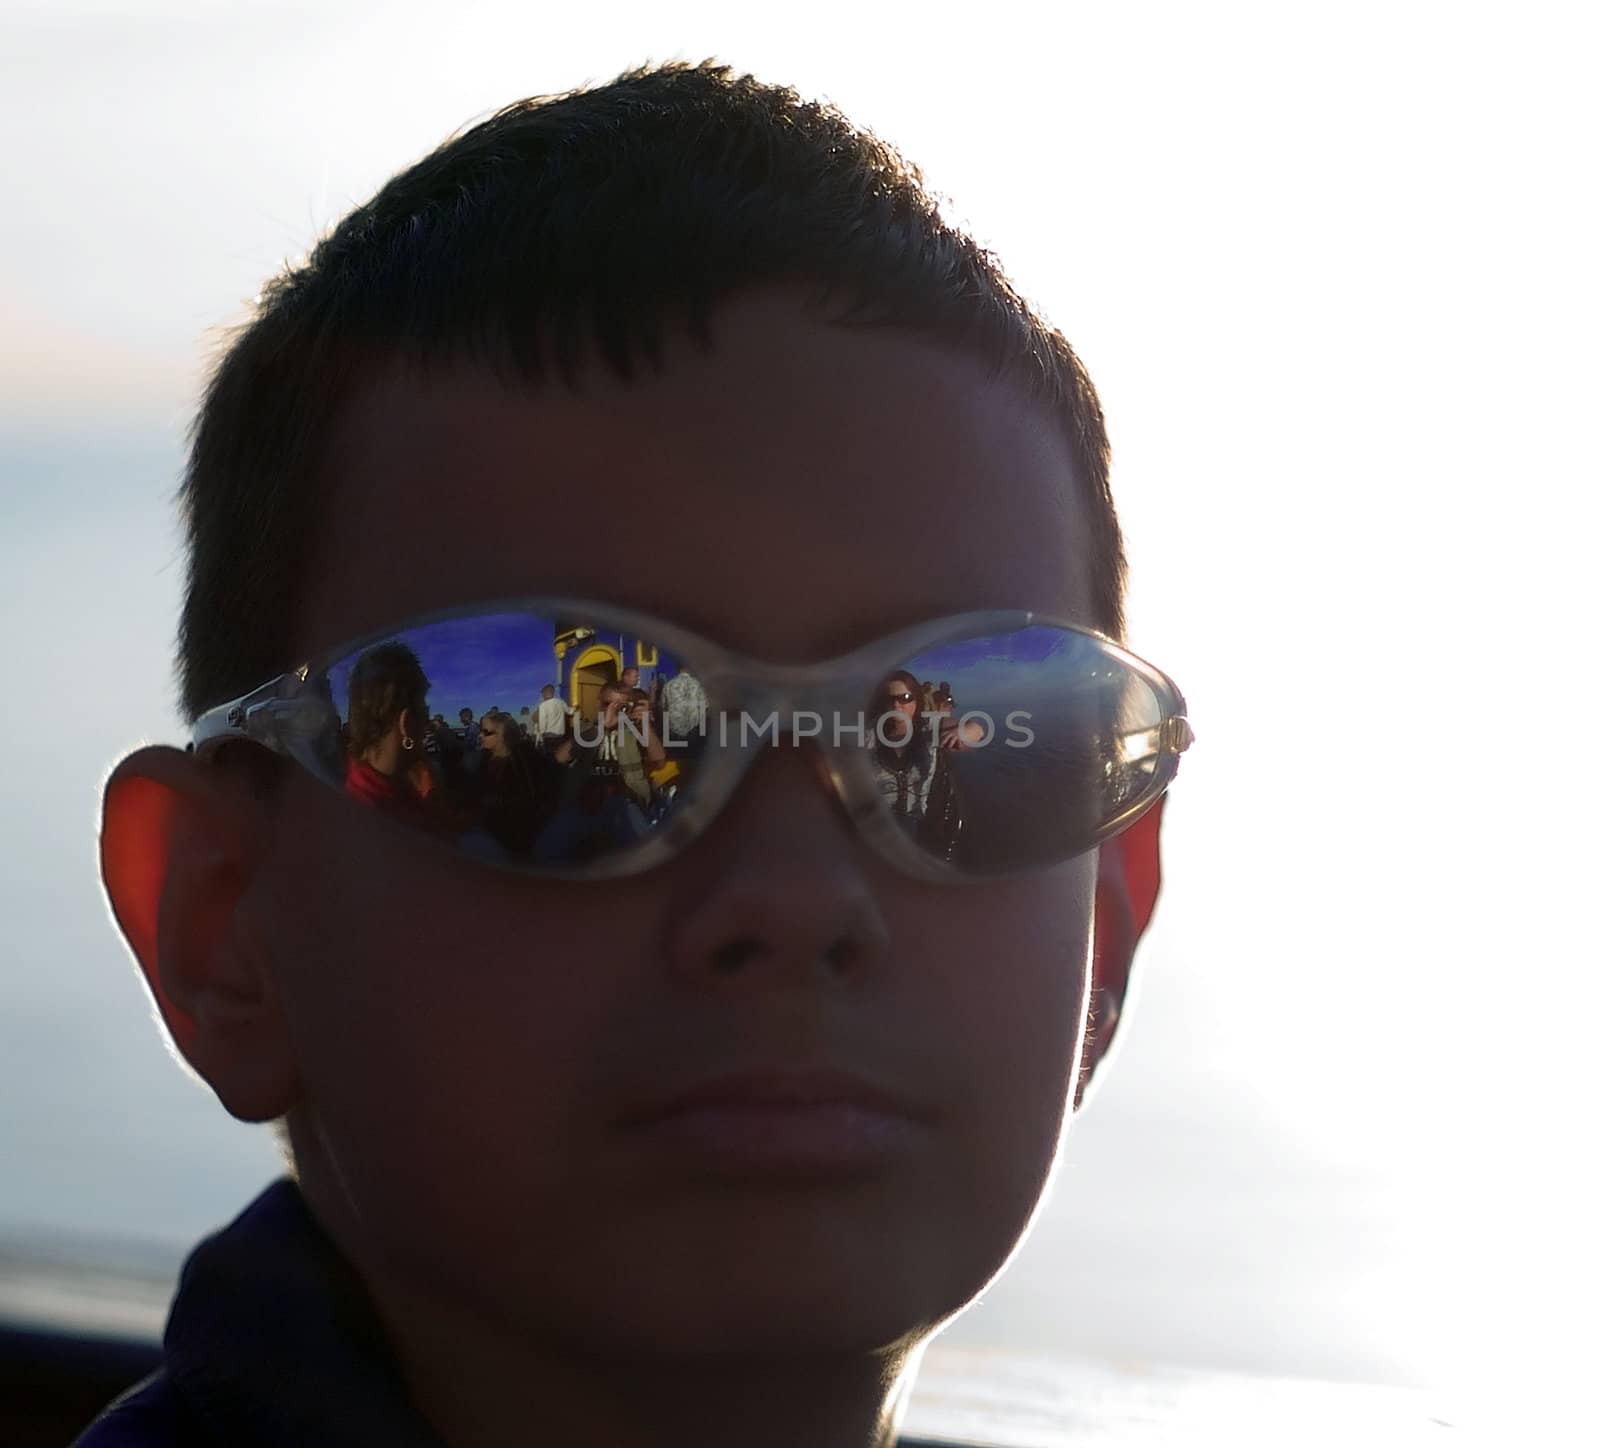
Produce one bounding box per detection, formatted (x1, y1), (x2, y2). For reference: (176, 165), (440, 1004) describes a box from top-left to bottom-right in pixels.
(178, 61), (1126, 720)
(345, 642), (429, 757)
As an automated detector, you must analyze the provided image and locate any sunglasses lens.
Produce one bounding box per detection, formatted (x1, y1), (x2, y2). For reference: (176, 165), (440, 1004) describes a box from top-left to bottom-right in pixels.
(296, 610), (1177, 880)
(872, 626), (1170, 874)
(315, 610), (715, 872)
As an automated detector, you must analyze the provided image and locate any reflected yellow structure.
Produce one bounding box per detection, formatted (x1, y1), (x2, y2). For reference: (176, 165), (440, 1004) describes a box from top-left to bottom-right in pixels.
(552, 624), (662, 721)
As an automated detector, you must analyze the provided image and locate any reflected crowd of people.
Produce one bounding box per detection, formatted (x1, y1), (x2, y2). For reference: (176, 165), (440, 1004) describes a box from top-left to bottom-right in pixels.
(337, 639), (974, 866)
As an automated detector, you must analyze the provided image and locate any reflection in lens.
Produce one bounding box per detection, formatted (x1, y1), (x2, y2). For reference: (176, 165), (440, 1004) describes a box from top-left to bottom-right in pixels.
(312, 613), (1169, 877)
(340, 641), (434, 824)
(322, 612), (709, 869)
(884, 627), (1165, 874)
(867, 669), (962, 862)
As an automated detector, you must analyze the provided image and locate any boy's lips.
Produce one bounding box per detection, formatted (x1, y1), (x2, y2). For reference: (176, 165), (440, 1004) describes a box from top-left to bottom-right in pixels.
(614, 1068), (932, 1177)
(620, 1067), (926, 1124)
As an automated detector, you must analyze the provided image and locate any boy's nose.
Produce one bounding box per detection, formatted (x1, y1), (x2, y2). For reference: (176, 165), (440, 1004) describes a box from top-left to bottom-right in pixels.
(662, 747), (891, 986)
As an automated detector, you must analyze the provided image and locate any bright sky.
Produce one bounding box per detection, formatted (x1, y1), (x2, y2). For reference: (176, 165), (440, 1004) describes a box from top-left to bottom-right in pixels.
(1, 0), (1595, 1426)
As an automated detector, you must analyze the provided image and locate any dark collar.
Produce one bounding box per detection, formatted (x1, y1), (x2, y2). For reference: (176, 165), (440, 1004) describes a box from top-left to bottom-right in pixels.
(164, 1179), (445, 1447)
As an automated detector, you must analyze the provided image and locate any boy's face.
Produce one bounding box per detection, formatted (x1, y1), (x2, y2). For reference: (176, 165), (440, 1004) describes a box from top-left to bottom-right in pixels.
(250, 290), (1103, 1356)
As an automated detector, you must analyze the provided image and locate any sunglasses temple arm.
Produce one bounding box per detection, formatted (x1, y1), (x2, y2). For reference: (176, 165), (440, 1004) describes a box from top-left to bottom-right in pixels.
(192, 675), (335, 761)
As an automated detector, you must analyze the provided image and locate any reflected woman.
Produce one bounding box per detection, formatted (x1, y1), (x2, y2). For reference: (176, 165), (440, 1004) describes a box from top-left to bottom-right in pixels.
(478, 710), (550, 854)
(343, 642), (433, 823)
(872, 671), (938, 812)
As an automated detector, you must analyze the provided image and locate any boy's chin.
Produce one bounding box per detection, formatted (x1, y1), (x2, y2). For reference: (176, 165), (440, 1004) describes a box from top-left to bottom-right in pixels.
(517, 1267), (961, 1363)
(467, 1198), (1015, 1364)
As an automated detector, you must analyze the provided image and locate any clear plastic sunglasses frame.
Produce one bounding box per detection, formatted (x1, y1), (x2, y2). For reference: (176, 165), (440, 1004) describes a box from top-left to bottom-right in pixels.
(192, 600), (1193, 884)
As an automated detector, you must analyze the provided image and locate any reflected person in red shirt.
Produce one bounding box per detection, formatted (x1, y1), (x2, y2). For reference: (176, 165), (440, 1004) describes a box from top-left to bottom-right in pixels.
(342, 641), (433, 825)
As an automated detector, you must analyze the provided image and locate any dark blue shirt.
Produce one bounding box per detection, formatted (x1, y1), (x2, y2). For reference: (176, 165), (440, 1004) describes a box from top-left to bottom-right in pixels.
(73, 1180), (445, 1446)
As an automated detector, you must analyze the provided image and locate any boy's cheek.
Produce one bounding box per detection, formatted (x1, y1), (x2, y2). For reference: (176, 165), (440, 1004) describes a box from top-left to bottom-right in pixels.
(902, 871), (1096, 1233)
(254, 787), (605, 1210)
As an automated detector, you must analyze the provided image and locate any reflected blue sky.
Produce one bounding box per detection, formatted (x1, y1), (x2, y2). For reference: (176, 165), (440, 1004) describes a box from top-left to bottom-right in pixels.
(327, 614), (681, 722)
(331, 612), (560, 722)
(908, 624), (1083, 674)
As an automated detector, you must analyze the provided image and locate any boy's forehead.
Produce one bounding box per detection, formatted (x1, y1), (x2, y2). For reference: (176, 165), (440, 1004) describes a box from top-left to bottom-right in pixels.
(301, 291), (1094, 661)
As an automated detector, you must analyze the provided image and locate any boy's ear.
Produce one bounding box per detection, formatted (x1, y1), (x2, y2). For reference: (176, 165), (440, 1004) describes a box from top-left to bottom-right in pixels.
(100, 745), (300, 1123)
(1075, 797), (1165, 1109)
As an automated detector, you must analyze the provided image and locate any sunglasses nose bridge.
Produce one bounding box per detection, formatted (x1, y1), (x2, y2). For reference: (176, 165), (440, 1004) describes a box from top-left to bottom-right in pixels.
(695, 666), (861, 808)
(706, 733), (863, 871)
(701, 664), (843, 736)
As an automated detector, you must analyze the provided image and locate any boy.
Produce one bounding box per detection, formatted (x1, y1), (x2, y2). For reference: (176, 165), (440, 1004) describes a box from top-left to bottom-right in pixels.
(86, 61), (1185, 1448)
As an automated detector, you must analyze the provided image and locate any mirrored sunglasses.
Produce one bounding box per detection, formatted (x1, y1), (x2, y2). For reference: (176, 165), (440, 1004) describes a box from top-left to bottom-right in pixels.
(193, 601), (1192, 882)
